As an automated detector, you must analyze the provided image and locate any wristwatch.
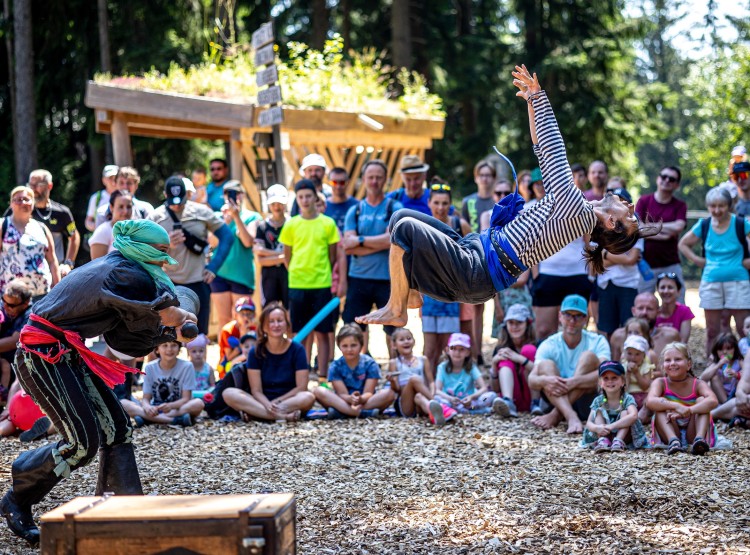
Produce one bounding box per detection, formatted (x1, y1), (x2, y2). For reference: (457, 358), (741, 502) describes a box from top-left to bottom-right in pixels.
(358, 235), (365, 247)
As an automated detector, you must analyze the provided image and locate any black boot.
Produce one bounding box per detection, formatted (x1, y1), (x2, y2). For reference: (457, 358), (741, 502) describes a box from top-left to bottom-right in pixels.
(1, 444), (64, 545)
(95, 443), (143, 496)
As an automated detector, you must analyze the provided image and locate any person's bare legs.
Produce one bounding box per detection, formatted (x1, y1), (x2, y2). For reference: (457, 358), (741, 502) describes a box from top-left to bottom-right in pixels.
(473, 303), (484, 361)
(654, 411), (678, 444)
(211, 291), (234, 332)
(530, 360), (563, 430)
(398, 376), (433, 416)
(362, 388), (396, 410)
(731, 309), (750, 339)
(705, 309), (722, 357)
(533, 305), (560, 342)
(356, 244), (410, 327)
(498, 365), (515, 399)
(314, 331), (330, 379)
(712, 397), (736, 420)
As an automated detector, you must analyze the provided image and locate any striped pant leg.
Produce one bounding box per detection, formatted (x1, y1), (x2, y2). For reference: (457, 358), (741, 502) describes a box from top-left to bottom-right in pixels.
(80, 367), (134, 447)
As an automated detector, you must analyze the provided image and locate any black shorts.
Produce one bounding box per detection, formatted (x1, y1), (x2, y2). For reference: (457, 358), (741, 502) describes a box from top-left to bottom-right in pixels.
(531, 273), (591, 307)
(210, 275), (253, 295)
(390, 209), (495, 304)
(342, 276), (396, 334)
(289, 287), (334, 334)
(261, 265), (289, 308)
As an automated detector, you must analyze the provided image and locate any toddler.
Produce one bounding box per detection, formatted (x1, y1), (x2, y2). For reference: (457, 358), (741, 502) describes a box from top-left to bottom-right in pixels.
(621, 335), (655, 422)
(186, 334), (215, 392)
(739, 315), (750, 357)
(701, 332), (742, 405)
(582, 361), (647, 452)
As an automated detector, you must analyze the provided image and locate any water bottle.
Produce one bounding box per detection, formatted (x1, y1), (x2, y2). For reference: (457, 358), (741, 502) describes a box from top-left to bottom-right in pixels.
(637, 258), (654, 281)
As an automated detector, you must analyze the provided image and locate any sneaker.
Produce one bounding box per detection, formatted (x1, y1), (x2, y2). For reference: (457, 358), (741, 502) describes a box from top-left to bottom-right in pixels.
(327, 407), (345, 420)
(133, 415), (147, 428)
(610, 438), (626, 452)
(428, 400), (445, 426)
(19, 416), (51, 443)
(359, 409), (380, 419)
(530, 399), (544, 416)
(492, 397), (518, 418)
(442, 405), (458, 422)
(172, 414), (193, 427)
(593, 437), (611, 454)
(305, 408), (329, 420)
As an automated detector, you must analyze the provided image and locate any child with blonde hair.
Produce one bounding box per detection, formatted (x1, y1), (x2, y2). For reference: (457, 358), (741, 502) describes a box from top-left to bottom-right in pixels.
(186, 334), (215, 392)
(582, 361), (646, 452)
(646, 342), (718, 455)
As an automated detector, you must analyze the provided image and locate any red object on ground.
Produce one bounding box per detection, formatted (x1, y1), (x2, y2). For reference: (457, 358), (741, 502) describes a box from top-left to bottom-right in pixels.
(8, 390), (45, 431)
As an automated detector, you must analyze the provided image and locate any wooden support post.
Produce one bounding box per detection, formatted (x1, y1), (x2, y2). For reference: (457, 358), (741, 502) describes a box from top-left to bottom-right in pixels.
(230, 139), (243, 182)
(110, 113), (132, 166)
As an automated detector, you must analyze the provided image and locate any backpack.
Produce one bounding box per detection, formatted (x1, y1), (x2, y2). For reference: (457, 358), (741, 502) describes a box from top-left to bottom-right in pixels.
(699, 216), (749, 259)
(0, 217), (8, 253)
(353, 198), (396, 234)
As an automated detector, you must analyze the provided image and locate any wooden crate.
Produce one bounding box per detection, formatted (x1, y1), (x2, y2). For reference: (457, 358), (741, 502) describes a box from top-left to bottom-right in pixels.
(40, 493), (295, 555)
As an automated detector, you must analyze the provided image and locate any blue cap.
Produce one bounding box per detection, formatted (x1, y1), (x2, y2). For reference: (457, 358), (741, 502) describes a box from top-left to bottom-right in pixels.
(599, 360), (625, 377)
(560, 294), (587, 315)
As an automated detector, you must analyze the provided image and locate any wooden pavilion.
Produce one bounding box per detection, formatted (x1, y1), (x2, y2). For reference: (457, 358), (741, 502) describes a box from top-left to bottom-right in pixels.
(84, 81), (445, 210)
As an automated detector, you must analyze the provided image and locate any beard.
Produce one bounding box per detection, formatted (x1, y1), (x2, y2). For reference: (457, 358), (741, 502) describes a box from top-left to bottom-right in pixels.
(309, 175), (322, 189)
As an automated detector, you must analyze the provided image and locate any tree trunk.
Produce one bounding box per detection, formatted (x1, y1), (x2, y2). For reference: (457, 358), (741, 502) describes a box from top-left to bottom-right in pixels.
(97, 0), (112, 72)
(310, 0), (328, 50)
(340, 0), (351, 51)
(3, 0), (18, 178)
(391, 0), (412, 69)
(13, 0), (37, 183)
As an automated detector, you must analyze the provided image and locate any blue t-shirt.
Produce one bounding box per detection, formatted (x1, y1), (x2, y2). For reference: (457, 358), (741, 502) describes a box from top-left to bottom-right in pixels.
(536, 330), (611, 379)
(328, 354), (381, 394)
(206, 181), (227, 211)
(436, 361), (481, 399)
(325, 197), (358, 233)
(386, 188), (432, 215)
(690, 215), (750, 283)
(344, 198), (403, 280)
(422, 295), (459, 317)
(246, 342), (309, 401)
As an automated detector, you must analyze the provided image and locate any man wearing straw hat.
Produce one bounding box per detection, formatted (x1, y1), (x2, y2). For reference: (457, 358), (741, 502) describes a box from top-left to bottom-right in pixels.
(386, 154), (432, 215)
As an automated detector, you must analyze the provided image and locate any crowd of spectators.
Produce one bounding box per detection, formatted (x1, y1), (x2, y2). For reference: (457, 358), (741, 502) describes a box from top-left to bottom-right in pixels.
(2, 145), (750, 456)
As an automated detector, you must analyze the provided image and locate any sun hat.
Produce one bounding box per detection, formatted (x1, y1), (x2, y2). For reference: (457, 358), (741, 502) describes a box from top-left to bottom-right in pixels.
(504, 304), (532, 323)
(399, 154), (430, 174)
(623, 335), (649, 354)
(299, 153), (327, 176)
(448, 333), (471, 349)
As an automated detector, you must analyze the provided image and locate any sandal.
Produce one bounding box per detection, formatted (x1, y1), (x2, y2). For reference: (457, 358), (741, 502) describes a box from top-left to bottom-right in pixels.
(666, 437), (684, 455)
(610, 438), (626, 452)
(691, 436), (710, 456)
(593, 437), (611, 453)
(729, 416), (749, 429)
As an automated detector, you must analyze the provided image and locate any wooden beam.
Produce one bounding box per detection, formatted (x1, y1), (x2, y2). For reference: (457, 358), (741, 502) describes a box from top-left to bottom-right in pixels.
(98, 122), (230, 141)
(110, 113), (132, 166)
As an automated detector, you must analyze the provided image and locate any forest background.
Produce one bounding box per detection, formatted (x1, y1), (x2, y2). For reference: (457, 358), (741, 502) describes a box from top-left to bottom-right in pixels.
(0, 0), (748, 240)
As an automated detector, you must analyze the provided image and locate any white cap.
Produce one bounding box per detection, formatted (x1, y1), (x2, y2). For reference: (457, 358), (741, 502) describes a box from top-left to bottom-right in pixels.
(183, 177), (196, 193)
(623, 335), (649, 354)
(732, 145), (747, 158)
(299, 153), (327, 176)
(103, 165), (119, 178)
(266, 184), (289, 205)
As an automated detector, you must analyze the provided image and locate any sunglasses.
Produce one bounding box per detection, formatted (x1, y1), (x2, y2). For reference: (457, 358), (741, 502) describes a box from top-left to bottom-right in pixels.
(659, 174), (678, 183)
(561, 312), (587, 321)
(3, 297), (27, 308)
(330, 180), (347, 186)
(494, 190), (510, 197)
(657, 272), (677, 280)
(734, 172), (749, 181)
(209, 166), (224, 171)
(430, 184), (451, 192)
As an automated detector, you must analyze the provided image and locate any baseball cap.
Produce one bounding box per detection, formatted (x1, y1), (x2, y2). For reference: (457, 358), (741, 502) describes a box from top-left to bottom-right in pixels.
(223, 180), (242, 193)
(235, 297), (256, 313)
(103, 165), (119, 178)
(560, 294), (587, 315)
(623, 335), (649, 354)
(504, 304), (532, 323)
(733, 161), (750, 174)
(299, 153), (327, 176)
(266, 184), (289, 205)
(530, 167), (543, 183)
(165, 176), (188, 205)
(598, 360), (625, 377)
(608, 187), (632, 203)
(294, 179), (317, 194)
(448, 333), (471, 349)
(399, 154), (429, 174)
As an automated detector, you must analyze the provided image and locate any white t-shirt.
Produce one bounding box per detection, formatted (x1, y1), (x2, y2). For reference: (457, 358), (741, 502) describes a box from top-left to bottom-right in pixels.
(538, 237), (587, 277)
(88, 221), (115, 253)
(142, 358), (196, 404)
(597, 238), (644, 289)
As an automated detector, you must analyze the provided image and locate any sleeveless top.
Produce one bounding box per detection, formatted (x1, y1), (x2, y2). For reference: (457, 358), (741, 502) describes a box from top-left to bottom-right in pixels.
(0, 218), (53, 296)
(653, 377), (716, 446)
(395, 355), (425, 387)
(194, 362), (213, 391)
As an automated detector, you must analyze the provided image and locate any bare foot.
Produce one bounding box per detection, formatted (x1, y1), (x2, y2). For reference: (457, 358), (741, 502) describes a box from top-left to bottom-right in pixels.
(355, 305), (408, 327)
(531, 409), (561, 430)
(285, 410), (301, 422)
(407, 290), (423, 309)
(566, 418), (583, 434)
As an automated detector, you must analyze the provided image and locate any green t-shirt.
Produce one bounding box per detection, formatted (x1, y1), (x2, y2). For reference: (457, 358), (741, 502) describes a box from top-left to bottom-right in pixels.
(279, 214), (340, 289)
(216, 209), (262, 289)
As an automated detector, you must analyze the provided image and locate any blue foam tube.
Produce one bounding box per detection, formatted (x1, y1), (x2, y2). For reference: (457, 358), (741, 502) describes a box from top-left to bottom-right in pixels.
(293, 297), (341, 343)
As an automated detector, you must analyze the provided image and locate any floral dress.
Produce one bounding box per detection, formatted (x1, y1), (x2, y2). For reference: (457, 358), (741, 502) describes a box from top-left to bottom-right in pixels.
(0, 218), (52, 296)
(581, 392), (647, 449)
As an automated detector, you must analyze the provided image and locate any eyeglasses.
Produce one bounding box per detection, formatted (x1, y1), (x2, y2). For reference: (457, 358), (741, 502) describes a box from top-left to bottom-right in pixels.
(561, 312), (587, 321)
(430, 184), (451, 192)
(659, 174), (678, 183)
(2, 297), (27, 308)
(734, 172), (749, 181)
(494, 190), (510, 197)
(11, 197), (33, 204)
(330, 180), (347, 186)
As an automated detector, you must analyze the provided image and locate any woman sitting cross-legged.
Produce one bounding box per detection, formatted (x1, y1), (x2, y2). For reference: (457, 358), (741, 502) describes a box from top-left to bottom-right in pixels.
(222, 302), (315, 422)
(315, 324), (395, 419)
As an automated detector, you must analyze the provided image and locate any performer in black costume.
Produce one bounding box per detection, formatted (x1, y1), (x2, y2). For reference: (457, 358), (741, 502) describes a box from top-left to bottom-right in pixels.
(1, 220), (197, 544)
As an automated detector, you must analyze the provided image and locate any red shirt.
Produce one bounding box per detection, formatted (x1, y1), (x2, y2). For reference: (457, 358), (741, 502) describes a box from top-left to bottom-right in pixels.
(635, 193), (687, 267)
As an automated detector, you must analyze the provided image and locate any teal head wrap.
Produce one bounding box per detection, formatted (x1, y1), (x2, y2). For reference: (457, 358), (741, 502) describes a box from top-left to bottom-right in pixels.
(112, 220), (177, 293)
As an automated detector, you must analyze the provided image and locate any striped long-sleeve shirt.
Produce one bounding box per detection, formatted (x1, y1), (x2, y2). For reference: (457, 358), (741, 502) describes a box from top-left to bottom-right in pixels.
(503, 92), (596, 268)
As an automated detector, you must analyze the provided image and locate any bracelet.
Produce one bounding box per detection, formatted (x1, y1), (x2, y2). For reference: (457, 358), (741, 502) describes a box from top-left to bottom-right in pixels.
(63, 259), (74, 267)
(522, 358), (530, 367)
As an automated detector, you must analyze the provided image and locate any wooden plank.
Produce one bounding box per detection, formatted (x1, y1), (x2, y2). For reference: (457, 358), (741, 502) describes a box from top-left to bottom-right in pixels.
(287, 129), (434, 149)
(326, 145), (345, 169)
(256, 65), (279, 87)
(98, 122), (230, 141)
(85, 81), (254, 129)
(257, 85), (283, 106)
(251, 21), (274, 49)
(110, 113), (132, 167)
(281, 107), (444, 138)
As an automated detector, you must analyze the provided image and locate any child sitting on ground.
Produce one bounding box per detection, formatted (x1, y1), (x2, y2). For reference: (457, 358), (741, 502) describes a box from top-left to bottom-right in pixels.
(0, 379), (54, 442)
(204, 333), (257, 421)
(218, 298), (257, 378)
(739, 316), (750, 358)
(621, 335), (656, 423)
(700, 332), (742, 406)
(386, 328), (443, 425)
(314, 324), (395, 419)
(646, 342), (718, 455)
(186, 334), (216, 392)
(582, 361), (647, 452)
(434, 333), (496, 417)
(121, 341), (205, 427)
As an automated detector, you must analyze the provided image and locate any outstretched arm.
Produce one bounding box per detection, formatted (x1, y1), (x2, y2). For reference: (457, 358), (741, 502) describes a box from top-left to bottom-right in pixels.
(512, 64), (541, 145)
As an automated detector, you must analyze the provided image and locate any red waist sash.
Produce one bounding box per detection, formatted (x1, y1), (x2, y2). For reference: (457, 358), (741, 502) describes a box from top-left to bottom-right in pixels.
(19, 314), (139, 388)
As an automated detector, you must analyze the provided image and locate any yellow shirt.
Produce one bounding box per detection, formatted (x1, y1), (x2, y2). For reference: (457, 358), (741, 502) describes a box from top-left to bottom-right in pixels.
(279, 214), (339, 289)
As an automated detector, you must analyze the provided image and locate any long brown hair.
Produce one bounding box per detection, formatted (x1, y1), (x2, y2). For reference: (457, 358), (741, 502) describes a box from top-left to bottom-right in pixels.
(255, 302), (291, 359)
(585, 219), (661, 275)
(495, 320), (535, 353)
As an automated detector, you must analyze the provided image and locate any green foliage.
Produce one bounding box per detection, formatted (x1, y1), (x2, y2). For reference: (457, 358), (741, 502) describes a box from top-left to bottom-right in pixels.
(95, 35), (444, 119)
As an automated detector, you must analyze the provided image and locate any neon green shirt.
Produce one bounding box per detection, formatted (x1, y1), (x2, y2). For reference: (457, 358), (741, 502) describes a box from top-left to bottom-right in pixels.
(279, 214), (340, 289)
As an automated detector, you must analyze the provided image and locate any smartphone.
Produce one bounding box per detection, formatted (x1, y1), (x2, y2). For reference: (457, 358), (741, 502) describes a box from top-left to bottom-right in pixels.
(226, 189), (238, 204)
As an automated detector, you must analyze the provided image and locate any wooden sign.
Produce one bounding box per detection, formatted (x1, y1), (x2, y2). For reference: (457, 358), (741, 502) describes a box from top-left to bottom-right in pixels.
(256, 65), (278, 87)
(257, 85), (283, 106)
(252, 22), (274, 50)
(254, 43), (275, 67)
(258, 106), (284, 127)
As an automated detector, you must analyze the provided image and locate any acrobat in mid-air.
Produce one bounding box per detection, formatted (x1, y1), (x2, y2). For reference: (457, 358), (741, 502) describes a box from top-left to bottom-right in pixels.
(356, 64), (658, 328)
